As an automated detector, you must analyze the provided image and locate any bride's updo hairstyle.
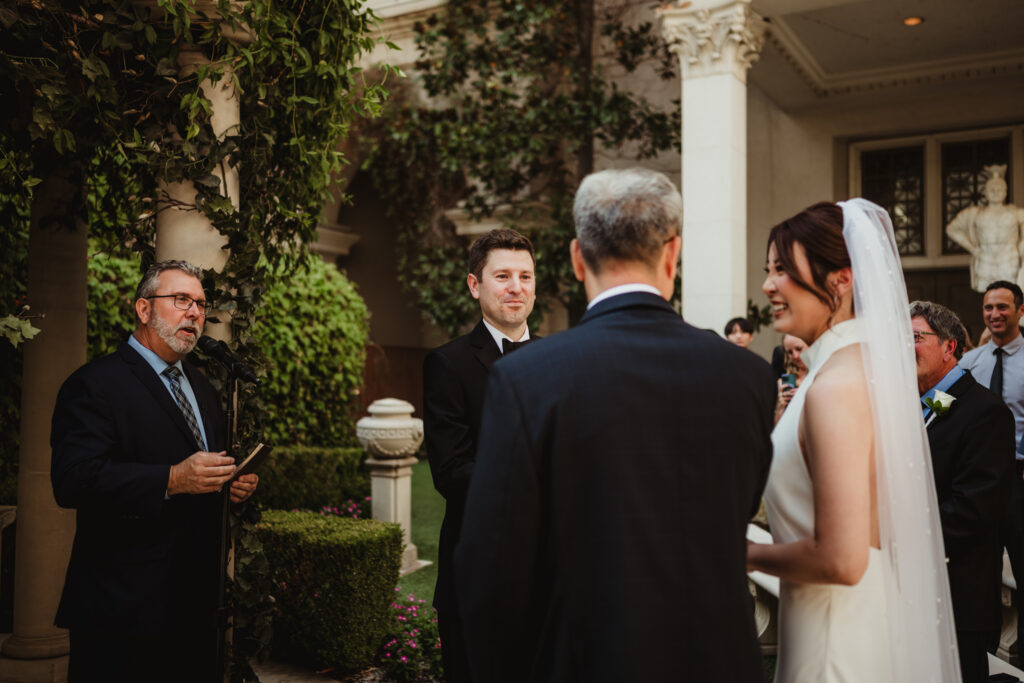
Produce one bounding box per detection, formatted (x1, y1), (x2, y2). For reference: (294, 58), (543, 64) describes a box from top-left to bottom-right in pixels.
(767, 201), (851, 315)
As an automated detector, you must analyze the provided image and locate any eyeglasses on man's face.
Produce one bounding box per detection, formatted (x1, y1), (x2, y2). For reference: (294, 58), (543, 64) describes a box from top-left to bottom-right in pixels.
(912, 330), (940, 344)
(147, 294), (213, 314)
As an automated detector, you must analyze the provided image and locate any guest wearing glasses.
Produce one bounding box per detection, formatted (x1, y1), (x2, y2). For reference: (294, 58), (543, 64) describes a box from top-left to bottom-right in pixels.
(51, 260), (258, 682)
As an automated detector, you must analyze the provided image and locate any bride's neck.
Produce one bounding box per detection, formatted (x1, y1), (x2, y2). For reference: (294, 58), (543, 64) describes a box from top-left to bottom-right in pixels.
(807, 306), (855, 346)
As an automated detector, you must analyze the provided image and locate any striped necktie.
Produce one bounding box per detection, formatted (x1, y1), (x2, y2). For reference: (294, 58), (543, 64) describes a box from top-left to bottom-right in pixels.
(162, 366), (205, 449)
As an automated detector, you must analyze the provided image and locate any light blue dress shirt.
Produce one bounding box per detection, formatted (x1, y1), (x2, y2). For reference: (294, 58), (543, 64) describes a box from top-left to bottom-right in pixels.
(961, 333), (1024, 459)
(920, 363), (964, 419)
(127, 334), (208, 450)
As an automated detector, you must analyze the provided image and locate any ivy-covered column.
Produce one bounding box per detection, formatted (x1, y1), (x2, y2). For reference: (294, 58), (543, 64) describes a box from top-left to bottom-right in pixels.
(0, 171), (83, 679)
(155, 47), (240, 340)
(660, 0), (766, 333)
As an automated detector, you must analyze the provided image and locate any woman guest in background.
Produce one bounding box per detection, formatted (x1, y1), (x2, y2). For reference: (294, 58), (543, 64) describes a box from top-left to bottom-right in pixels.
(747, 200), (960, 682)
(774, 334), (808, 422)
(724, 316), (754, 348)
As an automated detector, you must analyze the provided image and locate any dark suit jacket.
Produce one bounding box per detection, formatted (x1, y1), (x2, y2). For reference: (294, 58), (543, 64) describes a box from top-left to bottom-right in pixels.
(423, 320), (502, 614)
(454, 293), (776, 683)
(51, 341), (226, 636)
(925, 369), (1014, 634)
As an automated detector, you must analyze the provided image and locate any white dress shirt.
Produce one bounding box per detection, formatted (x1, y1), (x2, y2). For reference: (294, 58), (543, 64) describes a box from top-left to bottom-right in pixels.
(586, 283), (663, 310)
(482, 319), (531, 354)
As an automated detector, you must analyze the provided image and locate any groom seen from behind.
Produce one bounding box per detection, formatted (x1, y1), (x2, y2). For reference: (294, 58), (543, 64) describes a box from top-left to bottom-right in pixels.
(422, 228), (537, 683)
(454, 168), (776, 682)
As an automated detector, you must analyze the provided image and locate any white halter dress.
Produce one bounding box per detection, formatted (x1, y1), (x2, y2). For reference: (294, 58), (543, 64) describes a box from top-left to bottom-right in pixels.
(763, 319), (893, 683)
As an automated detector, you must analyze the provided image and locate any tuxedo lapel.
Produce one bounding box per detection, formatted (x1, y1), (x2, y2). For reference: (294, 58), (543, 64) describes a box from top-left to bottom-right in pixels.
(469, 320), (502, 372)
(118, 342), (205, 451)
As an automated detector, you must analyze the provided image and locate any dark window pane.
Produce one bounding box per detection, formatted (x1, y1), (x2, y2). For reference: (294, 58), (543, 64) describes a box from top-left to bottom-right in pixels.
(941, 137), (1011, 254)
(860, 146), (925, 256)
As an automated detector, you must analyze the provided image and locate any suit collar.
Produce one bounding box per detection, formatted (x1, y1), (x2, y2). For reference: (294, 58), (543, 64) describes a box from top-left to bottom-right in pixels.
(118, 341), (209, 450)
(925, 370), (976, 429)
(468, 320), (502, 371)
(580, 291), (676, 324)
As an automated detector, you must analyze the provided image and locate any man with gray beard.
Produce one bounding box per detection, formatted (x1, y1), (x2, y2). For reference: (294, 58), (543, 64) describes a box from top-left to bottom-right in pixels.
(51, 260), (258, 682)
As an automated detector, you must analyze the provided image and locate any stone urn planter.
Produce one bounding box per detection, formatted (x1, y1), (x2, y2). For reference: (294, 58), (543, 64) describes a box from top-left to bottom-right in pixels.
(356, 399), (429, 575)
(356, 398), (424, 459)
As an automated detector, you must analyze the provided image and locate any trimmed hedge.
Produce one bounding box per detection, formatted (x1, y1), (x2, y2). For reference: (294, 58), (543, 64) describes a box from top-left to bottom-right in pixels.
(256, 446), (369, 510)
(257, 510), (403, 670)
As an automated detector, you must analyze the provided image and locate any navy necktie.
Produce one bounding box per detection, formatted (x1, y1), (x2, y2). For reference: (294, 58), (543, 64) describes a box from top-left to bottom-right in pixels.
(990, 347), (1005, 400)
(162, 366), (205, 449)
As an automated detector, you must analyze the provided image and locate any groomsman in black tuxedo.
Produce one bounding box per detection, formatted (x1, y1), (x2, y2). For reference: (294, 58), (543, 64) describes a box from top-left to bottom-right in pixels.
(911, 300), (1014, 683)
(422, 228), (537, 682)
(51, 260), (259, 682)
(455, 168), (776, 682)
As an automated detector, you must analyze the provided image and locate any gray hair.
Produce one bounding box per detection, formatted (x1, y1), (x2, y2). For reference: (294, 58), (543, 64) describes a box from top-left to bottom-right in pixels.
(134, 260), (204, 322)
(572, 167), (682, 274)
(909, 300), (968, 360)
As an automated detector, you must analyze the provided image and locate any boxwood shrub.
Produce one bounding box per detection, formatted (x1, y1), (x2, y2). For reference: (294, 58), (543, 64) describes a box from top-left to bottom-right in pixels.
(256, 446), (370, 510)
(257, 510), (403, 670)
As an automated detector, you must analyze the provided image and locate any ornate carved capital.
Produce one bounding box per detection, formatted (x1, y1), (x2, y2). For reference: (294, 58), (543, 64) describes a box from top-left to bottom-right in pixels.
(659, 1), (767, 82)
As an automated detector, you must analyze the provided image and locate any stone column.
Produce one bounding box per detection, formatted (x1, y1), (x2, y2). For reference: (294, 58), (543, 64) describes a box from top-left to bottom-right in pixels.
(356, 399), (430, 575)
(660, 0), (766, 332)
(0, 172), (86, 681)
(155, 47), (239, 340)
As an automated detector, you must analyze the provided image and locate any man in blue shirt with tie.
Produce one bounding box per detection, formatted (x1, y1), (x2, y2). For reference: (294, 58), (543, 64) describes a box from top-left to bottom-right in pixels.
(51, 260), (258, 682)
(960, 281), (1024, 662)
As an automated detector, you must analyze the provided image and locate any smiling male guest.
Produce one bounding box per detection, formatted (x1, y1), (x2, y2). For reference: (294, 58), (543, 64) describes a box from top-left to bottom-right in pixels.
(51, 260), (258, 683)
(911, 300), (1014, 682)
(960, 280), (1024, 660)
(422, 228), (537, 682)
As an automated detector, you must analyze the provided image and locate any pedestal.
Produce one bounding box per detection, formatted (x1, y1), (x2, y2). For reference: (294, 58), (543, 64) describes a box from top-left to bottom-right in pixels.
(356, 398), (429, 575)
(365, 457), (430, 575)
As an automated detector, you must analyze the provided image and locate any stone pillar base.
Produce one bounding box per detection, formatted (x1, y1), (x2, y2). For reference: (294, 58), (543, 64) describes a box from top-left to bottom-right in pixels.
(0, 637), (67, 683)
(366, 456), (426, 575)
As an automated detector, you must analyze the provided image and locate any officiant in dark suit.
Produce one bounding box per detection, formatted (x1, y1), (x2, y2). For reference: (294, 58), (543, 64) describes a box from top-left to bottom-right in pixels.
(455, 168), (776, 682)
(51, 260), (258, 683)
(422, 228), (537, 682)
(911, 300), (1014, 683)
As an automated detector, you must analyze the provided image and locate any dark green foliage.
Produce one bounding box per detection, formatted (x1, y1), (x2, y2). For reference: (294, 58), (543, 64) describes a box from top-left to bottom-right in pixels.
(363, 0), (680, 337)
(251, 259), (369, 447)
(86, 244), (143, 360)
(255, 446), (369, 510)
(256, 510), (403, 671)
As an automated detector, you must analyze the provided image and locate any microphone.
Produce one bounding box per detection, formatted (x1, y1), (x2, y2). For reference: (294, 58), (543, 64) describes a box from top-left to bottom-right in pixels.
(197, 336), (261, 385)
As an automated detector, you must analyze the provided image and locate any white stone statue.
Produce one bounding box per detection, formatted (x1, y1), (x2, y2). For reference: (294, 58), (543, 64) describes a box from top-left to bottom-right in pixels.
(946, 165), (1024, 292)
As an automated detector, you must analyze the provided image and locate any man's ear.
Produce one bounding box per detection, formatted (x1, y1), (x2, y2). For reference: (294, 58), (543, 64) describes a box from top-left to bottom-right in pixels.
(135, 298), (151, 325)
(663, 236), (681, 280)
(944, 338), (958, 362)
(570, 239), (586, 283)
(466, 273), (481, 300)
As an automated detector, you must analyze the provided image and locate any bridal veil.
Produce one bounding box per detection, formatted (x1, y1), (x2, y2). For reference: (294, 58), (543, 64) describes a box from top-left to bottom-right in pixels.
(840, 198), (961, 681)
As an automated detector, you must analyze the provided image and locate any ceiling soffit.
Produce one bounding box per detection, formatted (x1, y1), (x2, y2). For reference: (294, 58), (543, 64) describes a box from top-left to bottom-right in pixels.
(753, 0), (1024, 102)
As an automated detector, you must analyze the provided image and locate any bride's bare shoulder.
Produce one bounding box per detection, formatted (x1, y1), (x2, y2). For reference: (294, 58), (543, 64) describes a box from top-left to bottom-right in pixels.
(806, 344), (869, 405)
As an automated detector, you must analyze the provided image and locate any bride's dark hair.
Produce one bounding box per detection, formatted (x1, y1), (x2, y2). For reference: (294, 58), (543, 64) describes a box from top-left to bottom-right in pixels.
(767, 201), (851, 314)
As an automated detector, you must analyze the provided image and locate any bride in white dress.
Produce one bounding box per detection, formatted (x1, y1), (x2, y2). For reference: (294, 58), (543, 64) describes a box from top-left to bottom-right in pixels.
(746, 199), (961, 682)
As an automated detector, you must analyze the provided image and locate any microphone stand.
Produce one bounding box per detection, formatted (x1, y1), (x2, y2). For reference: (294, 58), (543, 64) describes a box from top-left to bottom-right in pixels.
(200, 341), (259, 683)
(215, 376), (239, 682)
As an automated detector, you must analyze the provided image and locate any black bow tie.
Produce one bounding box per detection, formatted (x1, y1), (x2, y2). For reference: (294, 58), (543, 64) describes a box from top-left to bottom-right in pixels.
(502, 338), (532, 354)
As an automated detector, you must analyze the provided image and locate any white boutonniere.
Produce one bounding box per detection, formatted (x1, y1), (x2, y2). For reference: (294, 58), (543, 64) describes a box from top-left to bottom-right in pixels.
(924, 390), (956, 426)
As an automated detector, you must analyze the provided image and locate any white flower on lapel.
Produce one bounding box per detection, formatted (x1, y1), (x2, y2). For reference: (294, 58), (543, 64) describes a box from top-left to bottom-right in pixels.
(924, 390), (956, 417)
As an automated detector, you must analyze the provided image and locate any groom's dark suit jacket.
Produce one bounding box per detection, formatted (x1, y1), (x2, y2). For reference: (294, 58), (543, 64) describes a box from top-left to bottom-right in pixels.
(51, 341), (225, 637)
(423, 320), (503, 615)
(455, 292), (776, 682)
(925, 369), (1014, 635)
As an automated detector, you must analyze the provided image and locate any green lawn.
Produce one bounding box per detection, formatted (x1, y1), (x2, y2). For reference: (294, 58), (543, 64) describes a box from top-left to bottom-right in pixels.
(394, 459), (443, 604)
